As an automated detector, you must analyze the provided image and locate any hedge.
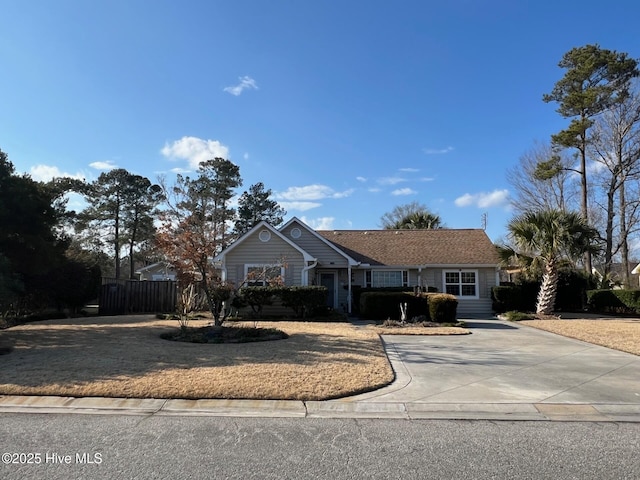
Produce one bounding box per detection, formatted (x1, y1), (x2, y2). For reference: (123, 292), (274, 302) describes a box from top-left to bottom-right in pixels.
(359, 291), (457, 323)
(492, 270), (595, 314)
(587, 289), (640, 314)
(360, 292), (428, 321)
(232, 286), (328, 319)
(278, 286), (328, 318)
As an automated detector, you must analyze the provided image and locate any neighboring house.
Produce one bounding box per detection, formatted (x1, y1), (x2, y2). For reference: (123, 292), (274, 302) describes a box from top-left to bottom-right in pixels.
(213, 217), (501, 318)
(135, 262), (177, 281)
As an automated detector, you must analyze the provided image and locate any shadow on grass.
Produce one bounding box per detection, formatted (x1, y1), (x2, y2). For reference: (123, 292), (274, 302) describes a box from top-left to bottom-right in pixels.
(0, 315), (387, 392)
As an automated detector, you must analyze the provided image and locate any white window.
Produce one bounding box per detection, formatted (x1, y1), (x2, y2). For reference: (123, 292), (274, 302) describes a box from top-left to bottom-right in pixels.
(443, 270), (478, 298)
(365, 270), (409, 288)
(244, 264), (284, 287)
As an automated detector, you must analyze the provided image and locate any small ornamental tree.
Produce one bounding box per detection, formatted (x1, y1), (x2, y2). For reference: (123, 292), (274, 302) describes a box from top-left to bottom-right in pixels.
(156, 158), (242, 326)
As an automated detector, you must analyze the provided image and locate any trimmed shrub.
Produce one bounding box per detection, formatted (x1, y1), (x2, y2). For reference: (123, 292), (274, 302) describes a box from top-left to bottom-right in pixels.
(278, 286), (327, 318)
(587, 289), (640, 314)
(491, 286), (524, 313)
(236, 286), (280, 317)
(360, 292), (429, 321)
(556, 269), (596, 311)
(351, 286), (414, 315)
(426, 293), (458, 323)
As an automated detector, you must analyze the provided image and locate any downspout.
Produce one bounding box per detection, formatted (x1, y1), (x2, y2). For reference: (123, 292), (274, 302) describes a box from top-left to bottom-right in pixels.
(347, 264), (352, 315)
(302, 259), (318, 286)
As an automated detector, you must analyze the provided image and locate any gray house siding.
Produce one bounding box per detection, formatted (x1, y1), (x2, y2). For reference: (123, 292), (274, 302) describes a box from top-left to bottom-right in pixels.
(281, 221), (349, 267)
(403, 267), (496, 317)
(223, 233), (305, 286)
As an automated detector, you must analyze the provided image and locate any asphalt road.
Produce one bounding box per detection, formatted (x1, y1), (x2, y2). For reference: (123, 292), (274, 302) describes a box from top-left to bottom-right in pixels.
(1, 414), (639, 479)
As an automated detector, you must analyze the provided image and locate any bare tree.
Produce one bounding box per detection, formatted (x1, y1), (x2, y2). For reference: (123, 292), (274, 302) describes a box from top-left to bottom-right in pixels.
(380, 201), (444, 229)
(507, 141), (578, 214)
(156, 158), (242, 326)
(588, 85), (640, 284)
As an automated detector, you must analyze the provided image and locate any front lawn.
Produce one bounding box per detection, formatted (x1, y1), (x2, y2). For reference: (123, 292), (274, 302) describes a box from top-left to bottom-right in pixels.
(0, 315), (394, 401)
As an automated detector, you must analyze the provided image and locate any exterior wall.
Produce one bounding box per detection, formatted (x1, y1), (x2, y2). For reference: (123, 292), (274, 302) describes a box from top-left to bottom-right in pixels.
(223, 232), (305, 286)
(137, 264), (176, 281)
(317, 266), (498, 316)
(281, 221), (350, 267)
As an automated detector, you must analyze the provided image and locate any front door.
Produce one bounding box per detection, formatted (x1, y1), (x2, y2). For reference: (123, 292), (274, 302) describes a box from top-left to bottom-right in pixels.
(319, 272), (337, 309)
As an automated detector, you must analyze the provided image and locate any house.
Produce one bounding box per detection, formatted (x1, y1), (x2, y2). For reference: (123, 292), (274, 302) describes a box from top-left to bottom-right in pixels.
(213, 217), (501, 318)
(135, 262), (177, 281)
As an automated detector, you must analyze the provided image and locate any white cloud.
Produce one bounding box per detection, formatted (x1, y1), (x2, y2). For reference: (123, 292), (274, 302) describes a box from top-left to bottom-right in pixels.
(243, 152), (250, 160)
(279, 201), (322, 212)
(356, 176), (367, 182)
(276, 184), (354, 201)
(368, 187), (382, 193)
(29, 165), (85, 182)
(161, 136), (230, 170)
(377, 176), (406, 185)
(170, 167), (191, 174)
(419, 177), (435, 182)
(587, 160), (607, 174)
(223, 76), (258, 96)
(454, 189), (510, 208)
(300, 216), (335, 230)
(399, 167), (419, 172)
(423, 146), (454, 155)
(89, 160), (117, 171)
(391, 188), (417, 196)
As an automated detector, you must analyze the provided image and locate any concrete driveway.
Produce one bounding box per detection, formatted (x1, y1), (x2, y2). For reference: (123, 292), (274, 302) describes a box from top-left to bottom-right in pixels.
(327, 319), (640, 420)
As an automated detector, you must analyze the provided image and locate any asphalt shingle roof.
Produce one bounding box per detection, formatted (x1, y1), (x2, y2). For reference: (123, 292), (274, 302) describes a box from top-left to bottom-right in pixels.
(316, 229), (500, 266)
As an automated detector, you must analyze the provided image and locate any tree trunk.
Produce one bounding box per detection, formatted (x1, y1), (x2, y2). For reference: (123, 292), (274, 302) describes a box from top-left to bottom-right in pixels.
(620, 182), (631, 288)
(604, 177), (616, 277)
(536, 260), (558, 315)
(579, 135), (592, 274)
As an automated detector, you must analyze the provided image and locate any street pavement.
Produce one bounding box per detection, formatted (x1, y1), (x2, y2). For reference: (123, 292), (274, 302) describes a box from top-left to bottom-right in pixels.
(1, 319), (639, 421)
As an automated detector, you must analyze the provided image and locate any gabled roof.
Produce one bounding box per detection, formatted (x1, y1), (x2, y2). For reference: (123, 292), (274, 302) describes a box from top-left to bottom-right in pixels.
(279, 217), (359, 266)
(135, 261), (174, 274)
(316, 229), (500, 266)
(212, 220), (315, 263)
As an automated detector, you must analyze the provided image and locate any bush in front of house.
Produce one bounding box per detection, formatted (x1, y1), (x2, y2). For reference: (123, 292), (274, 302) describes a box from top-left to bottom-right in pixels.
(426, 293), (458, 323)
(278, 286), (328, 318)
(360, 292), (429, 321)
(556, 269), (595, 311)
(235, 286), (280, 317)
(491, 286), (525, 313)
(587, 289), (640, 314)
(351, 286), (414, 315)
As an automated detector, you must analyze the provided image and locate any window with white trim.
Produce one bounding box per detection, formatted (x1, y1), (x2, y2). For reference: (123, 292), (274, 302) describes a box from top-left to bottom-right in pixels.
(444, 270), (478, 298)
(244, 264), (284, 287)
(365, 270), (409, 288)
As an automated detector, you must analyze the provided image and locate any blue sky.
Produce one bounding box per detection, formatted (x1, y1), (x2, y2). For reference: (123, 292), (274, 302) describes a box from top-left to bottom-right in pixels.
(2, 0), (639, 242)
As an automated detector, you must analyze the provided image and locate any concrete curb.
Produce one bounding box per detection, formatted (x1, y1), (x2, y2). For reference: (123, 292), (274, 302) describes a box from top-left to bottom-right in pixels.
(1, 395), (640, 422)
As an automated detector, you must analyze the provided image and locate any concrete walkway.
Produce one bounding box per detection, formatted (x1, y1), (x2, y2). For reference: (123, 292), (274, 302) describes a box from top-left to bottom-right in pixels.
(1, 320), (639, 421)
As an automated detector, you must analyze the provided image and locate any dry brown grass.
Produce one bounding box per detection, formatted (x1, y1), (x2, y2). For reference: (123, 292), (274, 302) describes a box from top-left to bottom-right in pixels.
(0, 315), (396, 401)
(520, 317), (640, 356)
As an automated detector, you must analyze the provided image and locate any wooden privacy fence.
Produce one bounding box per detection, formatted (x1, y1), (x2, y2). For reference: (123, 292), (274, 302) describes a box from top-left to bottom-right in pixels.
(99, 279), (177, 315)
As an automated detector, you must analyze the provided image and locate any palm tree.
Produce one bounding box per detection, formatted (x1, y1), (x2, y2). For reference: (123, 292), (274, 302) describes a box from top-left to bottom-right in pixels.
(498, 209), (598, 315)
(388, 211), (443, 230)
